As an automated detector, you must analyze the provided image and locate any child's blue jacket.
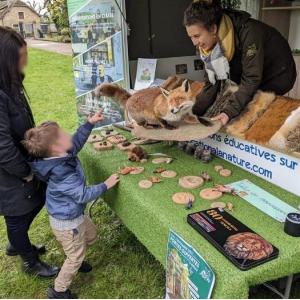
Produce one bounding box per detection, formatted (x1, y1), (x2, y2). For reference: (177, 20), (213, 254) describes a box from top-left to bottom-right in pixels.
(30, 122), (107, 220)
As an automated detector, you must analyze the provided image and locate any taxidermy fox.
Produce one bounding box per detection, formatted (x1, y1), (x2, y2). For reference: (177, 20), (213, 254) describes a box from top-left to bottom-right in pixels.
(96, 80), (203, 129)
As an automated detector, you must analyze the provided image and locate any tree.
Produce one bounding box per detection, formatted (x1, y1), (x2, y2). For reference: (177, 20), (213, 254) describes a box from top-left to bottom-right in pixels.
(46, 0), (69, 33)
(26, 0), (46, 15)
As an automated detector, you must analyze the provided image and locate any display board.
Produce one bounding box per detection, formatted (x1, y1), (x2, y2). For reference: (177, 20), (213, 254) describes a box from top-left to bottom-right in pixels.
(200, 133), (300, 197)
(67, 0), (129, 127)
(166, 230), (215, 299)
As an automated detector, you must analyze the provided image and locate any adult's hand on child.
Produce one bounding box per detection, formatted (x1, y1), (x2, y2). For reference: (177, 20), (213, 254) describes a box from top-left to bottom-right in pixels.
(104, 174), (120, 189)
(23, 173), (34, 182)
(211, 113), (230, 126)
(88, 111), (104, 125)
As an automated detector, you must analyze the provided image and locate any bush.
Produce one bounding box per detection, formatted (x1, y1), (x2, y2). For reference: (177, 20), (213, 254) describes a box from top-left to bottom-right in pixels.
(60, 27), (70, 36)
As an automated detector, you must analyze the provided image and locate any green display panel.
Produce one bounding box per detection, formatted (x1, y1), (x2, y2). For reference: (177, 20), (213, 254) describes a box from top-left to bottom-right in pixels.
(67, 0), (128, 127)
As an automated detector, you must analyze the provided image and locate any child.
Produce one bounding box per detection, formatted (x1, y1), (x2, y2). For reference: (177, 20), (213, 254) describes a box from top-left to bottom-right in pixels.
(22, 112), (119, 299)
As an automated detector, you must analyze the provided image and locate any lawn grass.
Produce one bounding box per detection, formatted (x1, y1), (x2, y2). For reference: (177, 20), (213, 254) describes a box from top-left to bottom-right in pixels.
(0, 48), (165, 299)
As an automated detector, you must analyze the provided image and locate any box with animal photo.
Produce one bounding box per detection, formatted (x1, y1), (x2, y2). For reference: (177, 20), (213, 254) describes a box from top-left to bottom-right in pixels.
(187, 209), (279, 270)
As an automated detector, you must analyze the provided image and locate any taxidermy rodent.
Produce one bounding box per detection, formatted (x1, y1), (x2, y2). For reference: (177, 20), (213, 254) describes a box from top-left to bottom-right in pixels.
(128, 146), (148, 162)
(96, 80), (197, 130)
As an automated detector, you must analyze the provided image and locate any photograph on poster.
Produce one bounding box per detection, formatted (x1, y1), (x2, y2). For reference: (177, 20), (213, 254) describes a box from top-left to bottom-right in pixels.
(73, 31), (124, 96)
(69, 0), (122, 55)
(76, 87), (125, 126)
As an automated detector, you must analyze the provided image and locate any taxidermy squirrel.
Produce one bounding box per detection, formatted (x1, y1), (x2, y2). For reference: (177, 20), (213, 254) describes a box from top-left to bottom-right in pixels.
(96, 80), (211, 129)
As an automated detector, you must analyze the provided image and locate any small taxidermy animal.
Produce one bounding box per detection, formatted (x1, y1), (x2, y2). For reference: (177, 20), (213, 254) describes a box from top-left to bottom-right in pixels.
(128, 146), (148, 162)
(96, 80), (211, 129)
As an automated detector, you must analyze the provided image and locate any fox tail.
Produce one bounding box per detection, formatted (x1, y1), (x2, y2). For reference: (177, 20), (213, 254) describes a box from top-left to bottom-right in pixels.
(95, 83), (131, 106)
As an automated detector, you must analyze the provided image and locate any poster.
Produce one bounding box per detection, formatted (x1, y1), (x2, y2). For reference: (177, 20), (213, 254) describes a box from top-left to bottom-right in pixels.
(134, 58), (157, 90)
(166, 230), (215, 299)
(67, 0), (128, 127)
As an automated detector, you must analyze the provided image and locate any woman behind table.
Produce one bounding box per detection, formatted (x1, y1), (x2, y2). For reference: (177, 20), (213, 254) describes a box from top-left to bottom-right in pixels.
(184, 0), (296, 125)
(0, 27), (58, 278)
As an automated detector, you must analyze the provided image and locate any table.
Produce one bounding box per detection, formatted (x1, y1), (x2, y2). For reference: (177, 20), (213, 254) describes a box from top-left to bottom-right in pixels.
(80, 132), (300, 299)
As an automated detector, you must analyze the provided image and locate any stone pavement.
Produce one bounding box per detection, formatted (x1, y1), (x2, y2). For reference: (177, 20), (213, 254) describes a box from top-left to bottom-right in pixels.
(26, 38), (72, 56)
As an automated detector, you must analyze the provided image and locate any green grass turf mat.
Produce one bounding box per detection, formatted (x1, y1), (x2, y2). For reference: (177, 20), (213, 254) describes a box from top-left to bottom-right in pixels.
(80, 134), (300, 299)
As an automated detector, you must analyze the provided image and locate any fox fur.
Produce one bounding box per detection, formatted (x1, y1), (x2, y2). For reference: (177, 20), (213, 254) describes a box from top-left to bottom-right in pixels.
(269, 106), (300, 151)
(226, 91), (276, 138)
(95, 80), (196, 129)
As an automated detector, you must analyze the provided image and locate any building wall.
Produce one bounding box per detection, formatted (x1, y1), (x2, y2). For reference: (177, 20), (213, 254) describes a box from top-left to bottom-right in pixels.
(289, 11), (300, 51)
(2, 6), (40, 36)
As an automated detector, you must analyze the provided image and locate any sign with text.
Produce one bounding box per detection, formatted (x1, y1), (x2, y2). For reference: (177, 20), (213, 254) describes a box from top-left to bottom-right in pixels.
(199, 133), (300, 196)
(134, 58), (157, 90)
(228, 180), (298, 222)
(166, 230), (215, 299)
(67, 0), (128, 127)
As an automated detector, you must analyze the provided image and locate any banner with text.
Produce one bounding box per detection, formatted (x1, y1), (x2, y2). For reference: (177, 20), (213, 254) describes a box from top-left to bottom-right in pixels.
(200, 133), (300, 196)
(67, 0), (128, 127)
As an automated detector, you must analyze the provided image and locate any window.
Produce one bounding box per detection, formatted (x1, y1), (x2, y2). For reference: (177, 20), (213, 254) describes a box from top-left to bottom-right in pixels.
(18, 12), (24, 19)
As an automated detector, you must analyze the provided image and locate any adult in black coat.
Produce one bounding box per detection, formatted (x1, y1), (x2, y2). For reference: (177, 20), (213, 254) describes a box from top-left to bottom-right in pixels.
(0, 27), (58, 278)
(184, 0), (296, 125)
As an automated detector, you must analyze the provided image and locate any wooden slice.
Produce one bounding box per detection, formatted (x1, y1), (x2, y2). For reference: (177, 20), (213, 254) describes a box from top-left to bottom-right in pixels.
(88, 134), (104, 143)
(219, 169), (232, 177)
(179, 176), (204, 189)
(101, 129), (118, 138)
(119, 166), (133, 175)
(172, 192), (195, 205)
(161, 170), (177, 178)
(152, 157), (173, 164)
(130, 167), (145, 175)
(93, 141), (113, 151)
(211, 202), (226, 209)
(107, 134), (127, 145)
(200, 188), (223, 201)
(116, 142), (135, 151)
(153, 167), (167, 174)
(149, 176), (161, 183)
(139, 180), (153, 189)
(214, 165), (224, 172)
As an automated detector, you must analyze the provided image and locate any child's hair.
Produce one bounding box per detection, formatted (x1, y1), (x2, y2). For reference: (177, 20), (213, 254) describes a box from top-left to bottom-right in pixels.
(22, 121), (60, 158)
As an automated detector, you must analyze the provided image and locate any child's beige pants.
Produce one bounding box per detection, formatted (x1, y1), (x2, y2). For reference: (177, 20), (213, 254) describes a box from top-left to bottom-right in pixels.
(52, 216), (97, 292)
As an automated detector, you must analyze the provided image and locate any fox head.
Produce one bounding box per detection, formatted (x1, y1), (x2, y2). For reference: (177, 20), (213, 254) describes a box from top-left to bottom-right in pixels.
(160, 79), (196, 116)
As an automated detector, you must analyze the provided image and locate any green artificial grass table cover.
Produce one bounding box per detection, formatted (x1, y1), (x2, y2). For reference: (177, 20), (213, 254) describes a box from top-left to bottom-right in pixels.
(80, 131), (300, 299)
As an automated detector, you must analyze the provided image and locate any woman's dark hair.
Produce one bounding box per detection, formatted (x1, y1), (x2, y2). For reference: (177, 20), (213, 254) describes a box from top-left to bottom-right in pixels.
(0, 26), (27, 97)
(183, 0), (224, 30)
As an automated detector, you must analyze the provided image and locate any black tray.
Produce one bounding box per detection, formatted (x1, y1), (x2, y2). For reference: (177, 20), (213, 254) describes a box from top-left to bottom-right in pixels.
(187, 209), (279, 271)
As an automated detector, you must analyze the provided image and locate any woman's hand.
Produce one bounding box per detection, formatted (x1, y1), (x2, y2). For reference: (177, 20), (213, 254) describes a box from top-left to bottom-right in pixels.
(211, 113), (230, 126)
(88, 111), (104, 125)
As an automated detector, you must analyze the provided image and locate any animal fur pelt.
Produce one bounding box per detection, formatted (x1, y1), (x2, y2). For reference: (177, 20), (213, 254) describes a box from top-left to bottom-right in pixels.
(226, 91), (276, 139)
(244, 97), (300, 144)
(268, 106), (300, 151)
(204, 81), (239, 118)
(128, 146), (148, 162)
(286, 124), (300, 153)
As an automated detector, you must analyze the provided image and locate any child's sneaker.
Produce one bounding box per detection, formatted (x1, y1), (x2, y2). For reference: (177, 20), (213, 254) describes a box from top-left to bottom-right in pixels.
(47, 287), (77, 299)
(78, 261), (92, 273)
